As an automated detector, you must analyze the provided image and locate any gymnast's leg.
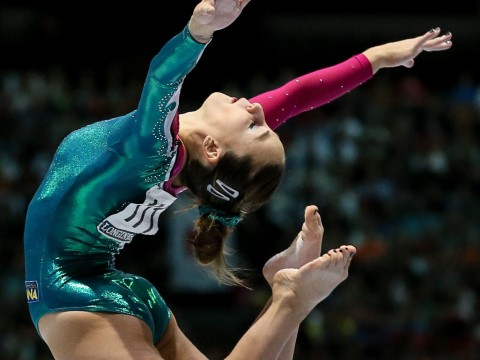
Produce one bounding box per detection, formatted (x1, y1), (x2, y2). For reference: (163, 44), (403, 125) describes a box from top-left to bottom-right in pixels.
(39, 311), (165, 360)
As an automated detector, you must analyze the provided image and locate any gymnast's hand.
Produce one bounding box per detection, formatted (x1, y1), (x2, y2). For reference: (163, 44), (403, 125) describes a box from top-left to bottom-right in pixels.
(189, 0), (251, 43)
(363, 27), (453, 74)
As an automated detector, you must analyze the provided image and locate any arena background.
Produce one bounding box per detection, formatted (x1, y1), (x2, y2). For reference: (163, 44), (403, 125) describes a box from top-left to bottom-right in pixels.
(1, 2), (480, 359)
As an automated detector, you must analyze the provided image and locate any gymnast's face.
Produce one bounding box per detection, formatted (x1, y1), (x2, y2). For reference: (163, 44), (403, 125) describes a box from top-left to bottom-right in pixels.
(200, 92), (285, 165)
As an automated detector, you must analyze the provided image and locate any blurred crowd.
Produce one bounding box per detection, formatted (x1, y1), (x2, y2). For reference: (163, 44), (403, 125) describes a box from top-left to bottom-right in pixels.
(1, 56), (480, 359)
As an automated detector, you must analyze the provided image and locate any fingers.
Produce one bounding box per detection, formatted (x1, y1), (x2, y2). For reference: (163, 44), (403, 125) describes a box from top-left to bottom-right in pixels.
(193, 0), (216, 22)
(400, 27), (452, 68)
(195, 0), (247, 20)
(423, 34), (453, 52)
(201, 3), (215, 16)
(421, 27), (453, 52)
(213, 0), (250, 11)
(423, 27), (443, 40)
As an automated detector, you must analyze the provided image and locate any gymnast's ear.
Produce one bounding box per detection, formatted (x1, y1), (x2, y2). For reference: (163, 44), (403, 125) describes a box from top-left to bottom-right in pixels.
(202, 136), (222, 165)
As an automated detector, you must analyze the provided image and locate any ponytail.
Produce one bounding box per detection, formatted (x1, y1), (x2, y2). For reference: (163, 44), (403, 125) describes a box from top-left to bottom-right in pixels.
(181, 151), (285, 287)
(190, 213), (245, 287)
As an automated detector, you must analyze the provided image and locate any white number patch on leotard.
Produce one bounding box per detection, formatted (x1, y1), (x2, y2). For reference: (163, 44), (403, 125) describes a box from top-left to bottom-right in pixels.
(97, 184), (176, 247)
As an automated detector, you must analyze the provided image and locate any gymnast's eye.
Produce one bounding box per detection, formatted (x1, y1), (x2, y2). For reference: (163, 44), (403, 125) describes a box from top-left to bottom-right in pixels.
(248, 122), (256, 129)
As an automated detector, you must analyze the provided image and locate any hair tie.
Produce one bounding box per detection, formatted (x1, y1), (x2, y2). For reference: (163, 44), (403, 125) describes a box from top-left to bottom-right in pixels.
(198, 205), (241, 227)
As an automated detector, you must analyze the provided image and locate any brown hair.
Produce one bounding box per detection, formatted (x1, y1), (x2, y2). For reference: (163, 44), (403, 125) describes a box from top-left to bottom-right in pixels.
(180, 151), (285, 287)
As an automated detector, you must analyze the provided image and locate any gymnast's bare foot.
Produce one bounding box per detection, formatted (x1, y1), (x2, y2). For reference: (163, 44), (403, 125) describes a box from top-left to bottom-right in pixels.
(271, 245), (356, 317)
(263, 205), (324, 286)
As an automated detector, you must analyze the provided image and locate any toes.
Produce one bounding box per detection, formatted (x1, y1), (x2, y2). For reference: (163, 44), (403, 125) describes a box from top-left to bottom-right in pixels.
(339, 245), (356, 270)
(327, 249), (340, 265)
(303, 206), (323, 235)
(325, 246), (356, 268)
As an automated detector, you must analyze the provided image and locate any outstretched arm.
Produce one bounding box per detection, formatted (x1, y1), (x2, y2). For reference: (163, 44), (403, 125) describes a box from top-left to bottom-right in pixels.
(363, 27), (452, 73)
(122, 0), (252, 162)
(251, 27), (452, 130)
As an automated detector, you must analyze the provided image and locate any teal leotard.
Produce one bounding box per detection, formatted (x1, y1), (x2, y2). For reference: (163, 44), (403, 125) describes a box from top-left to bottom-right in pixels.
(23, 25), (207, 344)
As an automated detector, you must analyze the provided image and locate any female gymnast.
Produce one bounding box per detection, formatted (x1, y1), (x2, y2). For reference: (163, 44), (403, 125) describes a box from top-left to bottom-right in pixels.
(23, 0), (452, 358)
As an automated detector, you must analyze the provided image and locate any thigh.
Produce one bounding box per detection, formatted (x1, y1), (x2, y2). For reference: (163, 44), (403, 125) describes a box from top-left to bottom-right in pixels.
(39, 311), (164, 360)
(155, 312), (208, 360)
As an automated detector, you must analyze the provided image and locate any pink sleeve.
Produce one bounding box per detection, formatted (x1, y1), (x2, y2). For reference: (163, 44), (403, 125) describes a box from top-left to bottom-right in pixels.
(249, 54), (373, 130)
